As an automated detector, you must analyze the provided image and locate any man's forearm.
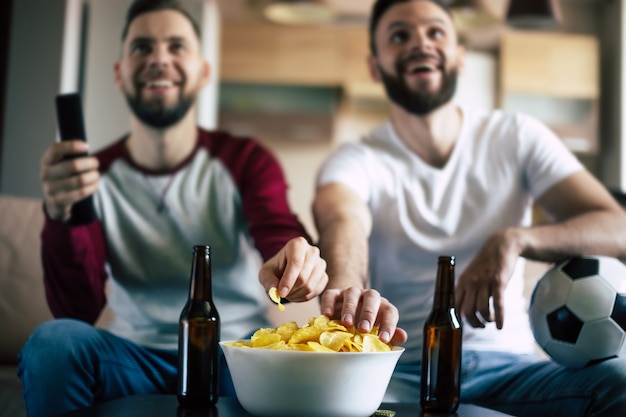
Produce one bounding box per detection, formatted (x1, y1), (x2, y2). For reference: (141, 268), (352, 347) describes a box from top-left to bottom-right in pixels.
(313, 183), (373, 290)
(41, 216), (108, 322)
(514, 209), (626, 263)
(317, 217), (369, 290)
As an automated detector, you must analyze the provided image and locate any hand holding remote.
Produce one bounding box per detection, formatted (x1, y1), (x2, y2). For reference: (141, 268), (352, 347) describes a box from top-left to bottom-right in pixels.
(49, 93), (98, 225)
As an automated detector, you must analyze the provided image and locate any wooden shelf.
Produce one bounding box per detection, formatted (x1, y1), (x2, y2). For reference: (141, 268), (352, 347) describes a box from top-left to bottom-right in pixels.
(219, 22), (373, 88)
(499, 30), (599, 100)
(499, 30), (600, 155)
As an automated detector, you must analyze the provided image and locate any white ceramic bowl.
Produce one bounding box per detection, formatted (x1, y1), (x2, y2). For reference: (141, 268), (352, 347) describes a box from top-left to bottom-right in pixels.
(220, 341), (404, 417)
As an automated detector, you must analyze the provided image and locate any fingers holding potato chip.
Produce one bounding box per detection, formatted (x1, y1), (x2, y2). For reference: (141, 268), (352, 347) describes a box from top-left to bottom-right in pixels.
(269, 287), (286, 311)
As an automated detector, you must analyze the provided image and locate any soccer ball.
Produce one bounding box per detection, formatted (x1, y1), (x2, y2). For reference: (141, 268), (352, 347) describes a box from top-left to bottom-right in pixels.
(529, 256), (626, 368)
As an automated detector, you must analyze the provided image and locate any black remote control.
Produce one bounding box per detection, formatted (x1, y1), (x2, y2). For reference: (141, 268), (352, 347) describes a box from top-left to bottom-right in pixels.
(55, 93), (97, 225)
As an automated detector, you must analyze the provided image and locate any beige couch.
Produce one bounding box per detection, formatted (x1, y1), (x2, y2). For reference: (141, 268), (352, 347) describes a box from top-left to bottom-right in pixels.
(0, 195), (118, 417)
(0, 195), (51, 417)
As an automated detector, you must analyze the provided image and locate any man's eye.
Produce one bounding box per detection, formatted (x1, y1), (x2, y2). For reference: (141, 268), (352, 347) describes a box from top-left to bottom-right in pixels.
(132, 44), (151, 54)
(171, 43), (185, 52)
(390, 31), (409, 44)
(429, 28), (445, 39)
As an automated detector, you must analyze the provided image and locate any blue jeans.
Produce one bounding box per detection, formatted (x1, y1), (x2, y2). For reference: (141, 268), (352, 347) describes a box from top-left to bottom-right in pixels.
(17, 319), (235, 417)
(385, 350), (626, 416)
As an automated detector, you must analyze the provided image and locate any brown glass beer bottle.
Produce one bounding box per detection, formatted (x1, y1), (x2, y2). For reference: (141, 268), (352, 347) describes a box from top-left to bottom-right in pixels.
(178, 245), (220, 408)
(420, 255), (462, 412)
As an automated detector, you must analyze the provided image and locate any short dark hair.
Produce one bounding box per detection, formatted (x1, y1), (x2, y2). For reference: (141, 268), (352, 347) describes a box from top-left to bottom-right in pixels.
(369, 0), (452, 55)
(121, 0), (202, 42)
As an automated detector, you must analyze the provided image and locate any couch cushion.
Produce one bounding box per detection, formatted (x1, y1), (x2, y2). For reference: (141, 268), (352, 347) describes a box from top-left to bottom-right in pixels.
(0, 195), (52, 364)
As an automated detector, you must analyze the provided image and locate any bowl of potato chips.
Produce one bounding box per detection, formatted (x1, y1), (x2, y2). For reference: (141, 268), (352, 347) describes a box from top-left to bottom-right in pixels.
(221, 315), (404, 417)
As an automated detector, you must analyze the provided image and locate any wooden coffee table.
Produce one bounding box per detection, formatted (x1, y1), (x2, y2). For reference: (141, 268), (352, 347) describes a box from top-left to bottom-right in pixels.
(54, 394), (515, 417)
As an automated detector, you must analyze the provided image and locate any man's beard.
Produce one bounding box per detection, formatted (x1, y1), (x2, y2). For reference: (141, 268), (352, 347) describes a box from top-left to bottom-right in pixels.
(378, 60), (458, 117)
(125, 89), (195, 129)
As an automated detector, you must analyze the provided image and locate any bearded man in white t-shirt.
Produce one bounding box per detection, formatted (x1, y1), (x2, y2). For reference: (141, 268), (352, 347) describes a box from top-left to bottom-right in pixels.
(313, 1), (626, 415)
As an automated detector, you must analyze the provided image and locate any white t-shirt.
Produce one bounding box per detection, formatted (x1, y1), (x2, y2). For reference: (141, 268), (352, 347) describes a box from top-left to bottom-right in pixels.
(316, 107), (583, 365)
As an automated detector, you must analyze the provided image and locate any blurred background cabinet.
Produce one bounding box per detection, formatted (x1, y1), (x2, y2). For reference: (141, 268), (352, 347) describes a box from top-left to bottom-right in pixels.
(218, 21), (385, 143)
(221, 22), (343, 86)
(220, 22), (374, 89)
(498, 30), (600, 155)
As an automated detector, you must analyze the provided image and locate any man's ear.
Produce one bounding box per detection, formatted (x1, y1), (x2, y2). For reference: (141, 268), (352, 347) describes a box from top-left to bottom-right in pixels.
(113, 61), (122, 91)
(200, 60), (211, 88)
(457, 44), (466, 75)
(367, 55), (382, 83)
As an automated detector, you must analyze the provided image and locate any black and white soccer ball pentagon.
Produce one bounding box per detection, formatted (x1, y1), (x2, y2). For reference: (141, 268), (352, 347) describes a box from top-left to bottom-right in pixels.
(529, 256), (626, 368)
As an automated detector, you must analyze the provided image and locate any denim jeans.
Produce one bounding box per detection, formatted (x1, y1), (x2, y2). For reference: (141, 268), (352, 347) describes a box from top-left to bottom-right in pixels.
(385, 350), (626, 416)
(17, 319), (236, 417)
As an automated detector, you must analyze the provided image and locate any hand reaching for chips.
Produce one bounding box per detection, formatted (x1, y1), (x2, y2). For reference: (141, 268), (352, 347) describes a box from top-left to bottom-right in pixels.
(268, 287), (285, 311)
(225, 315), (393, 352)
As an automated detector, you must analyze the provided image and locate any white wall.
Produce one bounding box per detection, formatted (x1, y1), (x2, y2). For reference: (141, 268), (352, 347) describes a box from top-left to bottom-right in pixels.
(81, 0), (131, 151)
(454, 51), (496, 110)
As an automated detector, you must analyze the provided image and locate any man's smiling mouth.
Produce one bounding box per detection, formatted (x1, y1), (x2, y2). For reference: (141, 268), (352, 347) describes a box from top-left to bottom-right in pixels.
(406, 62), (439, 74)
(145, 80), (176, 88)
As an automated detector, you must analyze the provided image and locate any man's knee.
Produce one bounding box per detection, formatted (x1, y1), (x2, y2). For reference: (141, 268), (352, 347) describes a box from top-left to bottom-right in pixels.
(589, 357), (626, 415)
(19, 319), (100, 371)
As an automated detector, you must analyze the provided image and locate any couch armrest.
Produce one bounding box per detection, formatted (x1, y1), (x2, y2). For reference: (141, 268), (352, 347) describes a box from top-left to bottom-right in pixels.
(0, 195), (53, 364)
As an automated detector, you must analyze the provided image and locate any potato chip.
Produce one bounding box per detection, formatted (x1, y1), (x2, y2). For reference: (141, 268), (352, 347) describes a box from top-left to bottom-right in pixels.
(307, 341), (336, 352)
(250, 328), (282, 347)
(276, 321), (298, 342)
(373, 410), (396, 417)
(261, 340), (287, 350)
(289, 325), (322, 345)
(268, 287), (286, 311)
(311, 315), (346, 332)
(319, 331), (353, 351)
(363, 334), (391, 352)
(285, 343), (316, 351)
(224, 314), (395, 353)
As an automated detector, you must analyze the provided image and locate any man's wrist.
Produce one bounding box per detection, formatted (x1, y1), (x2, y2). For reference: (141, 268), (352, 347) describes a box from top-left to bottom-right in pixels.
(44, 201), (71, 223)
(502, 226), (526, 258)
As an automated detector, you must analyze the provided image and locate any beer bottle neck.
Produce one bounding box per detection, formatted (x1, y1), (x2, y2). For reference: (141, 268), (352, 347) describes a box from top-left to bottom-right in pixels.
(189, 246), (213, 301)
(433, 256), (455, 309)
